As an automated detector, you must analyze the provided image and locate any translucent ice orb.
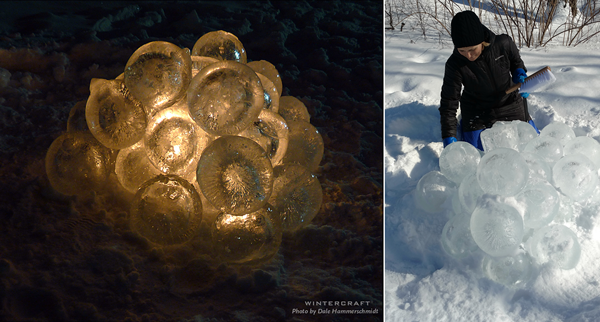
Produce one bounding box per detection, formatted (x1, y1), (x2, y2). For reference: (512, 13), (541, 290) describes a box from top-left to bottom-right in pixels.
(540, 122), (576, 147)
(247, 60), (283, 97)
(440, 212), (478, 259)
(458, 172), (484, 215)
(480, 121), (519, 152)
(46, 131), (112, 196)
(192, 30), (247, 64)
(190, 56), (218, 77)
(521, 152), (552, 182)
(523, 135), (563, 164)
(187, 60), (264, 136)
(477, 148), (528, 196)
(197, 136), (274, 215)
(211, 205), (282, 265)
(130, 175), (203, 246)
(515, 179), (559, 229)
(239, 109), (289, 166)
(281, 120), (324, 172)
(256, 72), (280, 112)
(563, 136), (600, 170)
(115, 141), (161, 193)
(278, 96), (311, 123)
(124, 41), (192, 115)
(552, 154), (598, 201)
(67, 100), (88, 132)
(86, 78), (147, 149)
(482, 252), (534, 288)
(528, 224), (581, 270)
(269, 163), (323, 231)
(516, 121), (539, 152)
(414, 171), (456, 213)
(470, 196), (524, 257)
(439, 141), (481, 184)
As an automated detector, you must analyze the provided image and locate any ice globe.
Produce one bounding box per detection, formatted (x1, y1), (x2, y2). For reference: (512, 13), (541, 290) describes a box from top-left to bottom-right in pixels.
(196, 136), (274, 215)
(239, 109), (289, 166)
(563, 136), (600, 170)
(46, 131), (112, 196)
(540, 122), (576, 147)
(211, 205), (283, 265)
(482, 252), (534, 288)
(515, 179), (559, 229)
(67, 100), (88, 132)
(187, 60), (264, 136)
(247, 60), (283, 97)
(470, 196), (524, 257)
(281, 120), (324, 172)
(278, 96), (311, 123)
(115, 141), (161, 193)
(523, 135), (563, 165)
(86, 78), (147, 149)
(477, 148), (528, 197)
(527, 224), (581, 270)
(191, 30), (247, 64)
(440, 211), (478, 259)
(521, 152), (552, 182)
(190, 56), (218, 77)
(414, 171), (456, 214)
(439, 141), (481, 184)
(458, 172), (484, 215)
(480, 121), (519, 152)
(516, 121), (539, 152)
(256, 72), (280, 112)
(269, 163), (323, 231)
(552, 153), (598, 201)
(124, 41), (192, 115)
(130, 175), (203, 246)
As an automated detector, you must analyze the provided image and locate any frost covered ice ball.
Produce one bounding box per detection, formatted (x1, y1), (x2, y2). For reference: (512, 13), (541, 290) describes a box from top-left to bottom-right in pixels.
(46, 131), (112, 196)
(86, 78), (147, 149)
(563, 136), (600, 170)
(439, 141), (481, 184)
(552, 154), (598, 201)
(480, 121), (519, 152)
(278, 96), (311, 123)
(187, 60), (264, 136)
(281, 120), (324, 172)
(192, 30), (247, 64)
(115, 141), (161, 193)
(458, 172), (484, 214)
(130, 175), (203, 246)
(515, 179), (559, 229)
(482, 252), (534, 288)
(516, 121), (539, 152)
(124, 41), (192, 115)
(528, 224), (581, 270)
(540, 122), (576, 147)
(440, 212), (478, 259)
(414, 171), (456, 213)
(470, 196), (524, 257)
(197, 136), (274, 215)
(521, 152), (552, 182)
(524, 135), (563, 165)
(477, 148), (528, 196)
(247, 60), (283, 98)
(269, 163), (322, 231)
(211, 205), (282, 265)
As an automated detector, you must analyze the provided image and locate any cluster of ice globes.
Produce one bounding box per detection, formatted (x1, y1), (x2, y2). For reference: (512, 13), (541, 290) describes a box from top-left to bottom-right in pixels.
(45, 30), (324, 266)
(415, 120), (594, 288)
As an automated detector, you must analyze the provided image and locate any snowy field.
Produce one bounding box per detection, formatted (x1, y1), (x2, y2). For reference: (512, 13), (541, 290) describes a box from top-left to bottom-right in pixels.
(384, 6), (600, 322)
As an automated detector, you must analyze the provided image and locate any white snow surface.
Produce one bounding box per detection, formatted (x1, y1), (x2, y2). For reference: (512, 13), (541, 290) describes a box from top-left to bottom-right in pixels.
(384, 19), (600, 322)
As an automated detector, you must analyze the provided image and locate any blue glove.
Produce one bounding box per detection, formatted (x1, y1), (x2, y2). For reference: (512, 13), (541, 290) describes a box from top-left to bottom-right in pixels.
(520, 92), (529, 98)
(443, 137), (457, 147)
(512, 68), (527, 84)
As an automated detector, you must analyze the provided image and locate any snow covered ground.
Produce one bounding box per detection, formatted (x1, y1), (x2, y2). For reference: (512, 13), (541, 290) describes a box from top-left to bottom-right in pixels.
(384, 10), (600, 322)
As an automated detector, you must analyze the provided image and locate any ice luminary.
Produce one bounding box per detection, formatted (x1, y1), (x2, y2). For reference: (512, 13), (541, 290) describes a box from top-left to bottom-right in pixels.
(46, 30), (324, 266)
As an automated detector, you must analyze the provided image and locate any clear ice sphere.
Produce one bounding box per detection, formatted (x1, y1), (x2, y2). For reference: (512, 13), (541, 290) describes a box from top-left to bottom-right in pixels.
(281, 120), (324, 172)
(563, 136), (600, 170)
(439, 141), (481, 184)
(552, 153), (598, 201)
(441, 211), (478, 258)
(187, 60), (264, 136)
(130, 175), (203, 246)
(477, 148), (529, 196)
(239, 109), (289, 166)
(247, 60), (283, 98)
(211, 205), (282, 265)
(115, 141), (161, 193)
(190, 55), (218, 77)
(46, 131), (112, 196)
(124, 41), (192, 115)
(515, 179), (559, 229)
(523, 135), (563, 164)
(480, 121), (519, 152)
(521, 152), (552, 182)
(516, 121), (539, 152)
(269, 163), (323, 231)
(482, 252), (534, 288)
(470, 196), (524, 257)
(540, 122), (576, 147)
(196, 136), (274, 215)
(527, 224), (581, 270)
(191, 30), (247, 64)
(67, 100), (88, 132)
(278, 96), (311, 123)
(458, 172), (484, 215)
(256, 72), (280, 112)
(414, 171), (456, 213)
(86, 78), (147, 149)
(145, 102), (212, 177)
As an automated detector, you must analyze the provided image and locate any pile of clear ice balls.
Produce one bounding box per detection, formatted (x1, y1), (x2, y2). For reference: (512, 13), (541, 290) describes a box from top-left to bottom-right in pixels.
(415, 120), (595, 288)
(45, 30), (324, 266)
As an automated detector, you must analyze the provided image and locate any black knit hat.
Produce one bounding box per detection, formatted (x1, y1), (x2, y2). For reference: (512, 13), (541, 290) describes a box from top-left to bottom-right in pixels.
(451, 11), (485, 48)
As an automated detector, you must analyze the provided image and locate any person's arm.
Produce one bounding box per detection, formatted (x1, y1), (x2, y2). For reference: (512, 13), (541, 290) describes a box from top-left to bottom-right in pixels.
(439, 60), (462, 141)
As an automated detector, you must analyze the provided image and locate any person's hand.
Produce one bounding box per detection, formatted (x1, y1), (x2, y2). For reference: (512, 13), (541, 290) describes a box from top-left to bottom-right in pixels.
(512, 68), (527, 84)
(443, 137), (457, 147)
(520, 92), (529, 98)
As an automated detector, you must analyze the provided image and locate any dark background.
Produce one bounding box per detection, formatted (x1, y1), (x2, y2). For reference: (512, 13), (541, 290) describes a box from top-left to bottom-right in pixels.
(0, 1), (383, 321)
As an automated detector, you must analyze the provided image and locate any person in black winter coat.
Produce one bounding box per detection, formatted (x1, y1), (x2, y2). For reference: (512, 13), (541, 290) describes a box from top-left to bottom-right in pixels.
(439, 10), (539, 150)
